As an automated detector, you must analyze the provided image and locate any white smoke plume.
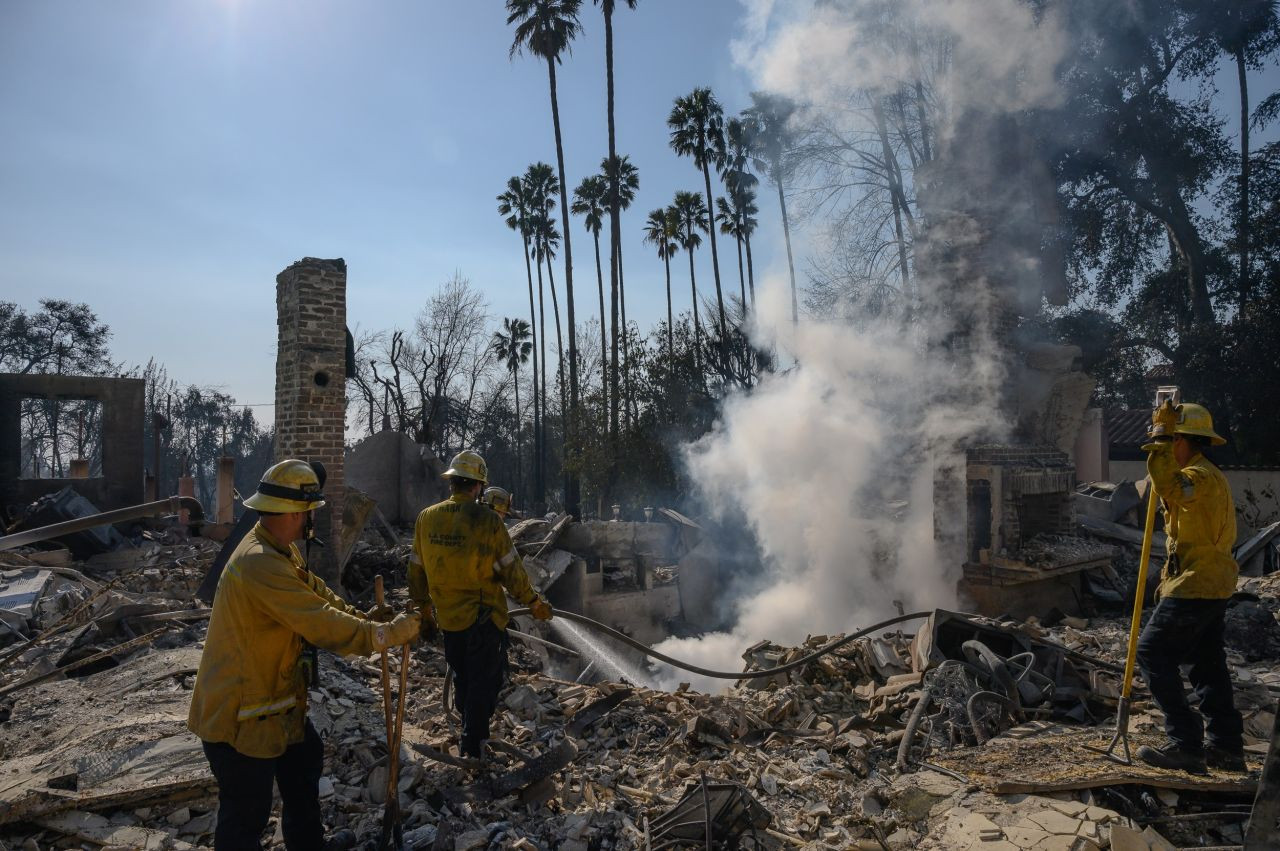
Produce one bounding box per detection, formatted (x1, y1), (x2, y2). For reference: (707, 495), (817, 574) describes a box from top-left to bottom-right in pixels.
(651, 0), (1070, 691)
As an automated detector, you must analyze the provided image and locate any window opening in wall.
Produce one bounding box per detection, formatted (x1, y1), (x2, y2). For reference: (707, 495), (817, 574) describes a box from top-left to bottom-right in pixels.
(967, 480), (992, 562)
(1015, 492), (1068, 550)
(19, 397), (104, 479)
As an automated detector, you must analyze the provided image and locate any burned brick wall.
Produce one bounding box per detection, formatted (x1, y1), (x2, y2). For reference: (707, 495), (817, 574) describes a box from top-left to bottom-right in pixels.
(965, 445), (1075, 562)
(275, 257), (346, 586)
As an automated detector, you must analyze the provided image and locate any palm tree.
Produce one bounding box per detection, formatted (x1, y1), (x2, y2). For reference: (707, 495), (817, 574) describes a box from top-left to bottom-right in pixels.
(601, 154), (639, 428)
(1200, 0), (1280, 305)
(716, 189), (760, 310)
(490, 318), (532, 502)
(671, 191), (709, 373)
(720, 117), (760, 309)
(742, 91), (799, 321)
(497, 176), (543, 507)
(521, 162), (558, 506)
(508, 0), (583, 516)
(715, 197), (747, 309)
(737, 187), (760, 309)
(530, 206), (568, 433)
(571, 175), (609, 411)
(669, 88), (728, 365)
(594, 0), (637, 481)
(642, 206), (680, 369)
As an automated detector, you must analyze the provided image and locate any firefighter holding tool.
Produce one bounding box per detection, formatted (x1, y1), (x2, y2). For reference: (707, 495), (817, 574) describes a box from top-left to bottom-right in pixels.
(1135, 400), (1245, 774)
(189, 460), (420, 850)
(408, 451), (552, 760)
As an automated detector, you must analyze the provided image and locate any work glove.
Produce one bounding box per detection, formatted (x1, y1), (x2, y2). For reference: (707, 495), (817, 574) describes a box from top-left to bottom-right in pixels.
(1148, 399), (1179, 441)
(419, 610), (439, 643)
(529, 598), (553, 621)
(374, 612), (421, 650)
(364, 603), (396, 623)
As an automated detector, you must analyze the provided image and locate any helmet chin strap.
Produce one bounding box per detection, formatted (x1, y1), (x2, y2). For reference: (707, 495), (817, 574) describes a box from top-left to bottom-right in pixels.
(304, 459), (328, 551)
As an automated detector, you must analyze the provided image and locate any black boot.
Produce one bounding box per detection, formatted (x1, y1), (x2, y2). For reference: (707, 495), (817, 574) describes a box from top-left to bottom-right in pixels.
(1205, 746), (1246, 772)
(1136, 743), (1207, 774)
(324, 828), (358, 851)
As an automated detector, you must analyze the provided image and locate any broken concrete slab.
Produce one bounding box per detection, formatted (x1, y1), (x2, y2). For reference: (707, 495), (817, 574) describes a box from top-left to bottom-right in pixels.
(0, 648), (210, 826)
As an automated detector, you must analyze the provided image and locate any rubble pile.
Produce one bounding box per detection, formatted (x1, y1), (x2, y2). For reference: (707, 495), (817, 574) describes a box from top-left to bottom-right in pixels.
(0, 523), (1276, 850)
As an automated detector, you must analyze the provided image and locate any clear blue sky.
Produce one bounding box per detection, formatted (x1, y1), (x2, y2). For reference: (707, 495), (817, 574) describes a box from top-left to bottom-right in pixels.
(0, 0), (774, 412)
(2, 1), (1275, 416)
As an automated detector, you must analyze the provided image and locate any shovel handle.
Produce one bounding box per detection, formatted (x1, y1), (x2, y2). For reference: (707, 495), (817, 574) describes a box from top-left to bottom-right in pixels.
(1121, 484), (1161, 702)
(374, 575), (394, 743)
(385, 600), (414, 823)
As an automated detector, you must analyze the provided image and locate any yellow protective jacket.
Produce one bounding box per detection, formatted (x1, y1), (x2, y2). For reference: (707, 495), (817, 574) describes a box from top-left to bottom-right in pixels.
(1147, 444), (1238, 599)
(188, 523), (379, 758)
(408, 493), (539, 632)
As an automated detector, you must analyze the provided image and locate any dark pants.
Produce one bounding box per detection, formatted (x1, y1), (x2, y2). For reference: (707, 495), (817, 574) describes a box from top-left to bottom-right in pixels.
(1136, 597), (1243, 753)
(201, 717), (325, 850)
(443, 617), (509, 758)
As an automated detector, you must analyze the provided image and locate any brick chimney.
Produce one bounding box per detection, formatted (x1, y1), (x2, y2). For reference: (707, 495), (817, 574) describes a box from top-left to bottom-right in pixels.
(275, 258), (347, 588)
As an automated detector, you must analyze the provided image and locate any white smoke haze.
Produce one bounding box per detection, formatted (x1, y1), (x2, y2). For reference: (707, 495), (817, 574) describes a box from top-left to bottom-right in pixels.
(653, 280), (1005, 692)
(733, 0), (1068, 117)
(651, 0), (1066, 692)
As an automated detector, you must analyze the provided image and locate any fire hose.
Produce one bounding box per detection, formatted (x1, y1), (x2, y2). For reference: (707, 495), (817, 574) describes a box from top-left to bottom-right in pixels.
(439, 608), (932, 731)
(504, 607), (932, 680)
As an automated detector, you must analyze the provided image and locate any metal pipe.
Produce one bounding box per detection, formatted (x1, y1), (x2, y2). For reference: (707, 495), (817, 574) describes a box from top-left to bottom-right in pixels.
(0, 495), (205, 551)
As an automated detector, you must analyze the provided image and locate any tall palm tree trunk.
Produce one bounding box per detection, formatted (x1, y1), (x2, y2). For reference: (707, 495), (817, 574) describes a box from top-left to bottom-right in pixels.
(545, 241), (569, 440)
(593, 229), (608, 416)
(618, 238), (635, 428)
(744, 228), (756, 309)
(604, 3), (621, 491)
(1236, 48), (1251, 306)
(775, 171), (798, 322)
(521, 236), (542, 510)
(545, 57), (580, 517)
(686, 238), (702, 374)
(609, 228), (620, 450)
(512, 368), (523, 506)
(733, 228), (746, 306)
(535, 248), (548, 510)
(663, 251), (674, 374)
(700, 162), (728, 366)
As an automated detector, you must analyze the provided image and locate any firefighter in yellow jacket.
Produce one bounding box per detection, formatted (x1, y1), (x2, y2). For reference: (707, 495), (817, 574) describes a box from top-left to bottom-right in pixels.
(189, 460), (419, 850)
(1135, 403), (1245, 774)
(409, 451), (551, 758)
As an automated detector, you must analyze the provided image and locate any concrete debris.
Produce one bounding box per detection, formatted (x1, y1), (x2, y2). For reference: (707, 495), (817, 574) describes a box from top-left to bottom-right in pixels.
(0, 523), (1275, 850)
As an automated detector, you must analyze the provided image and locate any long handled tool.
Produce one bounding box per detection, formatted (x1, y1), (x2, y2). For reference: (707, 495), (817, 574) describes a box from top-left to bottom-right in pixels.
(1086, 397), (1177, 765)
(1085, 486), (1159, 764)
(374, 576), (409, 851)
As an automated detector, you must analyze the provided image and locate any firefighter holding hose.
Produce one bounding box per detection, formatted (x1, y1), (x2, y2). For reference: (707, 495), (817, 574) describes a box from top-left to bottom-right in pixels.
(1135, 402), (1245, 774)
(188, 460), (421, 850)
(408, 451), (552, 760)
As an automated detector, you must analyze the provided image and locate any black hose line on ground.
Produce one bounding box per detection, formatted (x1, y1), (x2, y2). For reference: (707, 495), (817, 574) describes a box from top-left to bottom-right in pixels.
(506, 608), (932, 681)
(435, 608), (933, 741)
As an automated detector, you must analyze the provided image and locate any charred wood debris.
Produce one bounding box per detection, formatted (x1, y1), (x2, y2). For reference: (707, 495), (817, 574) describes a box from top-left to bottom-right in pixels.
(0, 505), (1278, 851)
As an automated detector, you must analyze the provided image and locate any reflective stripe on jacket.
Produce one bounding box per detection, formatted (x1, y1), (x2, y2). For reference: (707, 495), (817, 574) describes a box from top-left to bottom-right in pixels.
(1147, 444), (1238, 600)
(408, 493), (538, 632)
(187, 523), (378, 758)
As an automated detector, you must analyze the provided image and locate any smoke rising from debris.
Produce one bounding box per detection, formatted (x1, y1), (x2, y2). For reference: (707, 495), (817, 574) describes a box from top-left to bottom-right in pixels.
(652, 0), (1071, 691)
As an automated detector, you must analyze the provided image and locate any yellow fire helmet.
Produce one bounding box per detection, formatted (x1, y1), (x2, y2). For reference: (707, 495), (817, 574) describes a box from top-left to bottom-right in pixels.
(484, 486), (512, 516)
(243, 459), (327, 513)
(443, 449), (488, 485)
(1173, 402), (1226, 446)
